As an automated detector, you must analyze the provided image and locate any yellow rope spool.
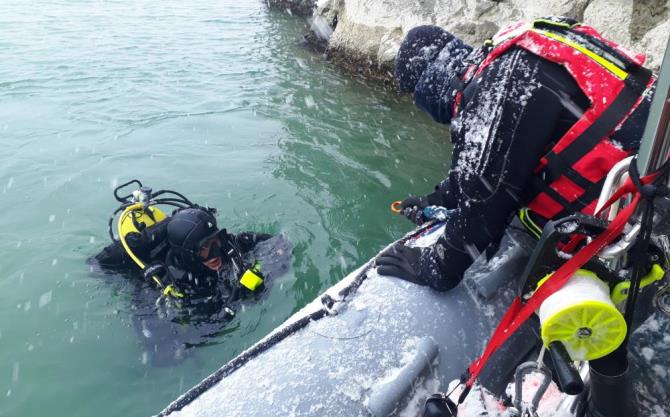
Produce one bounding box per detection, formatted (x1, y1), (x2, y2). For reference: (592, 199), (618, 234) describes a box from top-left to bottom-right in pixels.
(537, 269), (627, 361)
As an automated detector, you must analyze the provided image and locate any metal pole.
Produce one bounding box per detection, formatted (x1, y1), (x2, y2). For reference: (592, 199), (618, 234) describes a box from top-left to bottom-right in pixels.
(637, 36), (670, 175)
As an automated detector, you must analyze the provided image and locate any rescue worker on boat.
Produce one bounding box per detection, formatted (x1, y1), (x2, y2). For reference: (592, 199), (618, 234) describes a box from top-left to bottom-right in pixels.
(94, 203), (273, 307)
(378, 17), (656, 291)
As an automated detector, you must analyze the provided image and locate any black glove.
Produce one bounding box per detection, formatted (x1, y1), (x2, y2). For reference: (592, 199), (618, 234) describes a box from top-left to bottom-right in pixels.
(399, 196), (430, 225)
(376, 239), (469, 292)
(376, 243), (426, 286)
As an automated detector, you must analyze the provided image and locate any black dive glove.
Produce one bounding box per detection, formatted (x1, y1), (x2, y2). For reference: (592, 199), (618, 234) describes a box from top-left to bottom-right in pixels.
(376, 244), (425, 285)
(376, 239), (470, 292)
(399, 196), (430, 225)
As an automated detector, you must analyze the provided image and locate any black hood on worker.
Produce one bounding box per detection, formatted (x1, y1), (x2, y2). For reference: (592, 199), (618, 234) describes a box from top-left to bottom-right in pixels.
(395, 25), (473, 124)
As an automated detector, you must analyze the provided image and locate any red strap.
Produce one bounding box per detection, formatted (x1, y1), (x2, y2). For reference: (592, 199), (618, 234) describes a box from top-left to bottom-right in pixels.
(559, 234), (586, 253)
(465, 172), (658, 388)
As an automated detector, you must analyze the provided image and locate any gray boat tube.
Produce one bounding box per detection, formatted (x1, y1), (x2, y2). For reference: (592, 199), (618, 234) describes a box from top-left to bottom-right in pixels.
(157, 222), (539, 417)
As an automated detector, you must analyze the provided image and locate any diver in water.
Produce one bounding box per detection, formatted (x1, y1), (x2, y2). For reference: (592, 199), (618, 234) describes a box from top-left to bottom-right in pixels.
(378, 17), (655, 291)
(95, 206), (272, 306)
(90, 180), (292, 365)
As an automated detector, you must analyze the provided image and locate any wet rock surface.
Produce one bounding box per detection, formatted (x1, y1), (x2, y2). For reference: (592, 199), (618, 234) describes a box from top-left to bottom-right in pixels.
(269, 0), (670, 83)
(269, 0), (317, 17)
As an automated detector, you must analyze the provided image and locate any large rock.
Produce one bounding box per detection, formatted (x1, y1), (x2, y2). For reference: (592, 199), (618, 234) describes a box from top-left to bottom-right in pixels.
(633, 19), (670, 69)
(580, 0), (669, 68)
(275, 0), (669, 82)
(583, 0), (636, 49)
(317, 0), (442, 82)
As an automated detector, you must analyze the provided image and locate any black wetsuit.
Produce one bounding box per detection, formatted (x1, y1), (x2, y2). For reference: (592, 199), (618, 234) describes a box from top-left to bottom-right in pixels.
(94, 217), (272, 299)
(92, 218), (290, 366)
(406, 46), (653, 291)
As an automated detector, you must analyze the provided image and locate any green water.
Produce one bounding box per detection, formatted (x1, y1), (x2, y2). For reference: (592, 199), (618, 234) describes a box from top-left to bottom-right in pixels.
(0, 1), (451, 415)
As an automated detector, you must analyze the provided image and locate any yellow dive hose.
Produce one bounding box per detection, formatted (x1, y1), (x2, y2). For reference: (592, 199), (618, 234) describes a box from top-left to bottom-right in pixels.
(117, 203), (183, 299)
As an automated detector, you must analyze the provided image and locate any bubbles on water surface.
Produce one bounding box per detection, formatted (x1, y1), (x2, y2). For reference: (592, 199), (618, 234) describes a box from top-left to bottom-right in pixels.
(39, 291), (52, 308)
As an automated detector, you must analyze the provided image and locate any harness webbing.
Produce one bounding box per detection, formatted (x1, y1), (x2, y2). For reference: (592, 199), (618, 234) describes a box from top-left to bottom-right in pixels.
(536, 66), (652, 185)
(527, 67), (652, 220)
(533, 29), (629, 79)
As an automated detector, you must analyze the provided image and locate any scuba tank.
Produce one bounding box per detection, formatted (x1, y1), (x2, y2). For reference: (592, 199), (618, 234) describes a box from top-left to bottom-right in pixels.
(107, 179), (210, 302)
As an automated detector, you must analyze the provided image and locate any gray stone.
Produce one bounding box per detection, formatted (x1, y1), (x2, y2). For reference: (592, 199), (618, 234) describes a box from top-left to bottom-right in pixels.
(583, 0), (635, 47)
(268, 0), (317, 17)
(277, 0), (670, 81)
(634, 19), (670, 69)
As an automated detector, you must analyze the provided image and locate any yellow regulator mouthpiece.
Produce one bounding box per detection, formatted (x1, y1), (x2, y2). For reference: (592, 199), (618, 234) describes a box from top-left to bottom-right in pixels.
(538, 269), (627, 361)
(240, 267), (264, 291)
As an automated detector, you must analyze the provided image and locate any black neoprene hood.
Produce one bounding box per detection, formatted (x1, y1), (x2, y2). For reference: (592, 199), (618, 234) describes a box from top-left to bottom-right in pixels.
(167, 208), (219, 263)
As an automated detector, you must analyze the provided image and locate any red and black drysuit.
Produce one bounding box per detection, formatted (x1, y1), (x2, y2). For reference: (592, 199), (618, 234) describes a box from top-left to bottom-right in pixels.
(379, 19), (655, 291)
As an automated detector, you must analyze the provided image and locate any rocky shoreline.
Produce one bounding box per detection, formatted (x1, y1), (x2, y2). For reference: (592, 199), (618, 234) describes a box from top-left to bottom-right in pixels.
(270, 0), (669, 86)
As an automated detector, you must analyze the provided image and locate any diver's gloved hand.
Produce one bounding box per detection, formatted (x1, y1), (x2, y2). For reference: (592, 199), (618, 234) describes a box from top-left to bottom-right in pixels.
(400, 196), (430, 225)
(376, 244), (425, 285)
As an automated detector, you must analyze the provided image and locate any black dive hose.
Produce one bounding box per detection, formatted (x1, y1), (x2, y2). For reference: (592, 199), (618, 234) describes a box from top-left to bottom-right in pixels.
(107, 200), (188, 242)
(107, 204), (131, 241)
(151, 189), (196, 207)
(150, 198), (192, 209)
(156, 221), (444, 416)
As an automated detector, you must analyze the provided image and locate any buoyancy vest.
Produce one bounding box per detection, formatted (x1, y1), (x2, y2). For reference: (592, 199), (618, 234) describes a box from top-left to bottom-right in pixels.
(457, 18), (655, 223)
